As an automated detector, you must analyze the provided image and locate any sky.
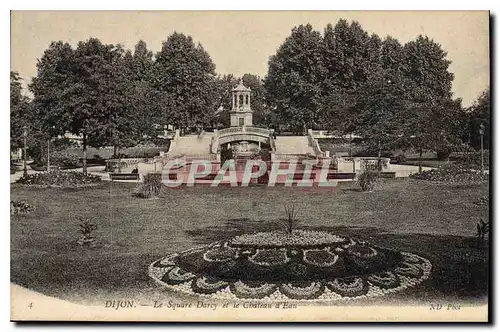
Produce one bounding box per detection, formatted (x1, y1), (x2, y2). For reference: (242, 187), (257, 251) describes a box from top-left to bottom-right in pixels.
(10, 10), (490, 106)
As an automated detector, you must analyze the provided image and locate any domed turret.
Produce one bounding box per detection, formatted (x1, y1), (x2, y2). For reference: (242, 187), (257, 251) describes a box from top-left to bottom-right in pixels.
(230, 81), (252, 127)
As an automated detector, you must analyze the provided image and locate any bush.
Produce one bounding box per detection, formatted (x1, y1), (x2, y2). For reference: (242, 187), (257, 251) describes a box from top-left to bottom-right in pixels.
(259, 148), (272, 161)
(394, 153), (407, 164)
(476, 219), (489, 240)
(47, 150), (81, 168)
(221, 148), (234, 164)
(77, 217), (97, 246)
(357, 170), (379, 192)
(410, 163), (488, 184)
(474, 195), (489, 206)
(10, 200), (35, 215)
(436, 149), (452, 161)
(123, 147), (164, 159)
(16, 170), (102, 187)
(276, 204), (300, 234)
(135, 173), (164, 198)
(452, 150), (490, 169)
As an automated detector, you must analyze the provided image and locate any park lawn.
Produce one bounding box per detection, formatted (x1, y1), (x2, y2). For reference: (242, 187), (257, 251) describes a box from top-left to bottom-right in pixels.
(10, 179), (489, 306)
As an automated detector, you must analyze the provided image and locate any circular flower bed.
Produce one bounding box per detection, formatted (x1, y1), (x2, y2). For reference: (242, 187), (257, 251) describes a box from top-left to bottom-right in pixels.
(149, 230), (432, 302)
(16, 170), (102, 188)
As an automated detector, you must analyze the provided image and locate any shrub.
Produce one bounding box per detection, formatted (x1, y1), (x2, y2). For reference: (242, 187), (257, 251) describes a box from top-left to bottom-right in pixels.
(258, 148), (271, 161)
(474, 195), (489, 206)
(276, 204), (300, 234)
(47, 150), (81, 168)
(394, 153), (407, 164)
(77, 217), (97, 246)
(10, 200), (35, 215)
(135, 173), (164, 199)
(476, 219), (489, 240)
(16, 170), (102, 187)
(357, 170), (379, 192)
(436, 148), (452, 161)
(124, 147), (164, 159)
(221, 148), (234, 164)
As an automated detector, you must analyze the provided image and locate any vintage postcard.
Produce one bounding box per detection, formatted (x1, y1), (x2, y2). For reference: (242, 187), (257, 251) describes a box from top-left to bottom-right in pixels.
(10, 10), (490, 322)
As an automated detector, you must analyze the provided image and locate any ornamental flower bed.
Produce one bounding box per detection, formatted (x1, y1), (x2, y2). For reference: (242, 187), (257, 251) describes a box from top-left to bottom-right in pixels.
(149, 230), (432, 302)
(10, 200), (35, 215)
(16, 170), (102, 188)
(410, 163), (488, 184)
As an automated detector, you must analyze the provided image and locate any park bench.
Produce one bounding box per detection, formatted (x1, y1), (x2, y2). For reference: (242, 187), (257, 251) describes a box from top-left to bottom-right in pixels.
(379, 172), (397, 179)
(292, 172), (317, 180)
(326, 172), (356, 180)
(109, 173), (139, 181)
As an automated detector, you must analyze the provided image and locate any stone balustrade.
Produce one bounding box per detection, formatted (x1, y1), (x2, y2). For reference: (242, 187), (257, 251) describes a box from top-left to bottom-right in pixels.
(216, 126), (271, 137)
(307, 129), (325, 157)
(106, 158), (152, 173)
(336, 156), (391, 173)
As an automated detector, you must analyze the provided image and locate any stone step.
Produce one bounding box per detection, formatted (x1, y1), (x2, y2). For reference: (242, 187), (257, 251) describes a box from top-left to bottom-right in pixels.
(274, 136), (315, 155)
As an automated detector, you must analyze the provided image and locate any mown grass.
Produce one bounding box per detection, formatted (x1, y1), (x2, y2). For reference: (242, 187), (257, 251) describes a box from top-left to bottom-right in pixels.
(10, 179), (489, 306)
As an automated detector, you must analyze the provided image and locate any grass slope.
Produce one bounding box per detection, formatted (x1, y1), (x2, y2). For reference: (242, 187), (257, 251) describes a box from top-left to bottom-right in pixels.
(10, 180), (489, 305)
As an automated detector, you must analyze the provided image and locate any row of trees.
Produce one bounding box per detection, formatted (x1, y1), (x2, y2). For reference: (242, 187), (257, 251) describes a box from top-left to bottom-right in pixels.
(264, 21), (482, 162)
(11, 33), (267, 173)
(11, 19), (490, 174)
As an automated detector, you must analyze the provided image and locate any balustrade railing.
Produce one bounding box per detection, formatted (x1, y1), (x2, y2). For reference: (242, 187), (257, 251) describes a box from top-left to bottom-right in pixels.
(216, 126), (271, 137)
(307, 129), (325, 157)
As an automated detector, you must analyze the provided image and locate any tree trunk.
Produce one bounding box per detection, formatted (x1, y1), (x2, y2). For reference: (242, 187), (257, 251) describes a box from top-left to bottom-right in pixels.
(113, 146), (118, 159)
(418, 148), (423, 173)
(47, 139), (50, 172)
(82, 133), (87, 175)
(349, 133), (353, 157)
(377, 139), (382, 172)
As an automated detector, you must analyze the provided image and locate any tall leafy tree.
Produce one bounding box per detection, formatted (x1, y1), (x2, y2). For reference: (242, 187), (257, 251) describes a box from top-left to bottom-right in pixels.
(122, 40), (160, 152)
(214, 74), (239, 128)
(265, 24), (326, 134)
(154, 32), (219, 133)
(320, 20), (382, 134)
(11, 71), (49, 163)
(353, 36), (410, 157)
(31, 38), (131, 174)
(241, 73), (269, 127)
(399, 35), (457, 168)
(10, 71), (31, 150)
(467, 88), (490, 149)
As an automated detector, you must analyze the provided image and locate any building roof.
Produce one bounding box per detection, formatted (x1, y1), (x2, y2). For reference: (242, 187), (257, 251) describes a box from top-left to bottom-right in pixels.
(232, 82), (251, 92)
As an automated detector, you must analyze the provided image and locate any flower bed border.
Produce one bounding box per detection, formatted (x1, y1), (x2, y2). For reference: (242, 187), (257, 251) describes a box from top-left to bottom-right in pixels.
(149, 240), (432, 302)
(17, 182), (104, 189)
(410, 178), (488, 186)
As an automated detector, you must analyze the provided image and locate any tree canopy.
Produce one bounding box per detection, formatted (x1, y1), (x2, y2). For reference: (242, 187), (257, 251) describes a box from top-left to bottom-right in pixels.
(16, 20), (485, 172)
(154, 32), (219, 131)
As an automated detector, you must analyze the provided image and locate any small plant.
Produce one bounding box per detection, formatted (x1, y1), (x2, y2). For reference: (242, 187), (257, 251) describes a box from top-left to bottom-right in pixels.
(476, 219), (489, 240)
(394, 153), (407, 164)
(77, 217), (97, 246)
(474, 195), (489, 206)
(10, 200), (35, 215)
(135, 173), (164, 199)
(357, 169), (379, 192)
(277, 204), (300, 234)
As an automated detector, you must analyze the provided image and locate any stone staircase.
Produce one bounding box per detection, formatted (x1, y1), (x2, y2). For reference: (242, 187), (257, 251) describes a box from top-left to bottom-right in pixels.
(167, 133), (214, 158)
(274, 136), (316, 155)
